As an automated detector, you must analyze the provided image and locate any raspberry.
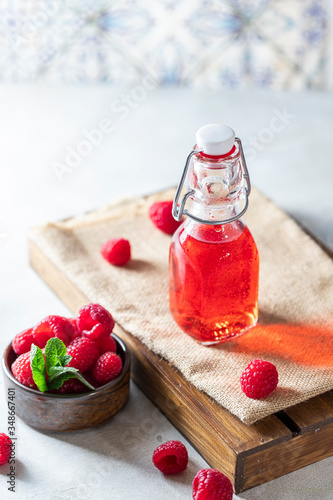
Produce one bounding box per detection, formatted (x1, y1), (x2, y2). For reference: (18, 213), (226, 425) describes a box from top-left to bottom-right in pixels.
(84, 373), (101, 389)
(12, 328), (34, 355)
(91, 352), (122, 384)
(193, 469), (233, 500)
(94, 334), (117, 355)
(52, 378), (89, 394)
(240, 359), (278, 399)
(67, 338), (99, 373)
(32, 315), (74, 348)
(148, 200), (182, 235)
(67, 318), (82, 340)
(0, 433), (12, 466)
(152, 440), (188, 475)
(101, 238), (131, 266)
(11, 352), (37, 389)
(77, 303), (115, 341)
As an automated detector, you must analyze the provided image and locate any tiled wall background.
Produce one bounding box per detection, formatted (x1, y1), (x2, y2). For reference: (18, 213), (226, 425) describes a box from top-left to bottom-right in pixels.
(0, 0), (331, 89)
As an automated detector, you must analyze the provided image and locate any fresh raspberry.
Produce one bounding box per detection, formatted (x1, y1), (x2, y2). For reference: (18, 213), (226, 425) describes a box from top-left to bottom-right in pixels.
(91, 352), (122, 384)
(148, 200), (182, 235)
(32, 315), (74, 348)
(94, 334), (117, 355)
(77, 303), (115, 341)
(67, 338), (99, 373)
(152, 440), (188, 475)
(240, 359), (278, 399)
(12, 328), (34, 355)
(84, 373), (101, 389)
(52, 378), (89, 394)
(101, 238), (131, 266)
(67, 318), (82, 340)
(193, 469), (233, 500)
(11, 352), (37, 389)
(0, 433), (12, 466)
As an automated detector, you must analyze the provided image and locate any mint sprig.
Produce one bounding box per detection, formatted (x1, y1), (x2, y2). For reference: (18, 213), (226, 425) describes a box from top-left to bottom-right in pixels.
(31, 344), (48, 392)
(30, 338), (95, 393)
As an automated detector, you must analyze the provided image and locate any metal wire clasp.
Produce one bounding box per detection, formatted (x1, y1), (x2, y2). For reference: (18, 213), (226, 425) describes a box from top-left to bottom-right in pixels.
(172, 138), (251, 226)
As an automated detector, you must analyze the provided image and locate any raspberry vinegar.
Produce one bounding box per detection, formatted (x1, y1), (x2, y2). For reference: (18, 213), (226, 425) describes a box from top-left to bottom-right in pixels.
(169, 124), (259, 345)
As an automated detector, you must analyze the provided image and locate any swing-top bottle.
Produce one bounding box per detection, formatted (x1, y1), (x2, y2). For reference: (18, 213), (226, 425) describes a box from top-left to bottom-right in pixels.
(169, 124), (259, 345)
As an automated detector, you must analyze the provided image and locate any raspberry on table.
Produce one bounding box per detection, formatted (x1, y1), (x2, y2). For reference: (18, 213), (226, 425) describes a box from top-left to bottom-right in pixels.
(11, 352), (37, 389)
(152, 440), (188, 475)
(32, 315), (74, 348)
(101, 238), (131, 266)
(67, 338), (99, 373)
(94, 334), (117, 355)
(240, 359), (278, 399)
(193, 469), (233, 500)
(77, 303), (115, 341)
(0, 433), (13, 466)
(148, 200), (183, 235)
(12, 328), (34, 355)
(91, 352), (122, 384)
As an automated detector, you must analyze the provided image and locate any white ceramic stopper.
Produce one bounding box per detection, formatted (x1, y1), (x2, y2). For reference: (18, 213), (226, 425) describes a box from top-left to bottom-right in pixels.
(196, 124), (235, 156)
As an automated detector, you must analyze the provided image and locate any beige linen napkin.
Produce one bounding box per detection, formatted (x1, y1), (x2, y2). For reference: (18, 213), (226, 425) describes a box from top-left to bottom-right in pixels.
(30, 188), (333, 424)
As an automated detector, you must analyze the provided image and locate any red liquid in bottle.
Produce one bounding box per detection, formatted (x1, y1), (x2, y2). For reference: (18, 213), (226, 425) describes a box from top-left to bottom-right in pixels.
(169, 220), (259, 344)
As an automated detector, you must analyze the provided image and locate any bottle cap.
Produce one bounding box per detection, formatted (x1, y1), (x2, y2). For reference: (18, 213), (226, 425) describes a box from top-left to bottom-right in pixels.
(196, 124), (235, 156)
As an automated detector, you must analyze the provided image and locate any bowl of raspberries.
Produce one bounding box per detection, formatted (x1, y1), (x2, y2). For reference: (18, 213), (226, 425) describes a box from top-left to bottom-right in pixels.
(2, 303), (130, 431)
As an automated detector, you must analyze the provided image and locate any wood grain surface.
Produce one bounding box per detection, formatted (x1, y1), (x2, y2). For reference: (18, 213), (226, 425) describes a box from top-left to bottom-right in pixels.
(29, 237), (333, 492)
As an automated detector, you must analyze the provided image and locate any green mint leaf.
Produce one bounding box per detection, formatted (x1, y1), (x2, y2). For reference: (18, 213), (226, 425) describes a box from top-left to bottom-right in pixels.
(45, 338), (67, 374)
(30, 344), (48, 392)
(39, 338), (96, 393)
(73, 372), (96, 391)
(59, 354), (72, 367)
(47, 370), (80, 391)
(48, 365), (78, 378)
(47, 367), (95, 392)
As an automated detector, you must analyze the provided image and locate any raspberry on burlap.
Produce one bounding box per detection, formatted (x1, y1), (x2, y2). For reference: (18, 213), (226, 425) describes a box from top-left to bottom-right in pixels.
(101, 238), (131, 266)
(240, 359), (278, 399)
(148, 200), (183, 235)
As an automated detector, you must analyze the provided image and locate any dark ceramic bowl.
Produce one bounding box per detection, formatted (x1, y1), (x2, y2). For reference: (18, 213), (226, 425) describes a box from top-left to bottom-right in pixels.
(2, 333), (130, 431)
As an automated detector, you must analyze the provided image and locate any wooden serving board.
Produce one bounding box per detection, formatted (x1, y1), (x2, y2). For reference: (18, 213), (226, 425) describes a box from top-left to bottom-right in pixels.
(28, 235), (333, 494)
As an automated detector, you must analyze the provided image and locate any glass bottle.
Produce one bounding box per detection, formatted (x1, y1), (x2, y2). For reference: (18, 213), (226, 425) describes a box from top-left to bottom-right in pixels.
(169, 124), (259, 345)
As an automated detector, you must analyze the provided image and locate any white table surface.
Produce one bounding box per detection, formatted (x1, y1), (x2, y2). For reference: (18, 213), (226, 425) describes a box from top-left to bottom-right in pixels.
(0, 86), (332, 500)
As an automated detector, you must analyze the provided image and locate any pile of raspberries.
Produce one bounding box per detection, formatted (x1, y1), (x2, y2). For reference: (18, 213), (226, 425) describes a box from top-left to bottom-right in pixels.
(11, 303), (123, 393)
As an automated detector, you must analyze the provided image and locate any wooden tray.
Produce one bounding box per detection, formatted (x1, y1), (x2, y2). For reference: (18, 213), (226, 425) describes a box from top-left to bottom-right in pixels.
(28, 234), (333, 494)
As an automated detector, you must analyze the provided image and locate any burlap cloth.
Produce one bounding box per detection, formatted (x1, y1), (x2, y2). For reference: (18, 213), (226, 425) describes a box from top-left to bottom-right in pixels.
(29, 188), (333, 425)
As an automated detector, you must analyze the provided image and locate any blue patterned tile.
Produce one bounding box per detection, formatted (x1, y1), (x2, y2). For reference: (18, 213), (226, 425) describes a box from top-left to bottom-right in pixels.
(0, 0), (329, 89)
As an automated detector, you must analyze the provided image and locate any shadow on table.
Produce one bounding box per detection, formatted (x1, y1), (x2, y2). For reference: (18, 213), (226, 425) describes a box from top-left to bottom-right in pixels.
(160, 458), (199, 487)
(34, 387), (196, 480)
(0, 459), (29, 481)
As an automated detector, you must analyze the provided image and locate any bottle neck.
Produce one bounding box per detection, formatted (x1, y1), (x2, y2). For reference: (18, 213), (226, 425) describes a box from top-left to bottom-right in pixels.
(185, 143), (246, 224)
(181, 215), (245, 244)
(188, 198), (242, 223)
